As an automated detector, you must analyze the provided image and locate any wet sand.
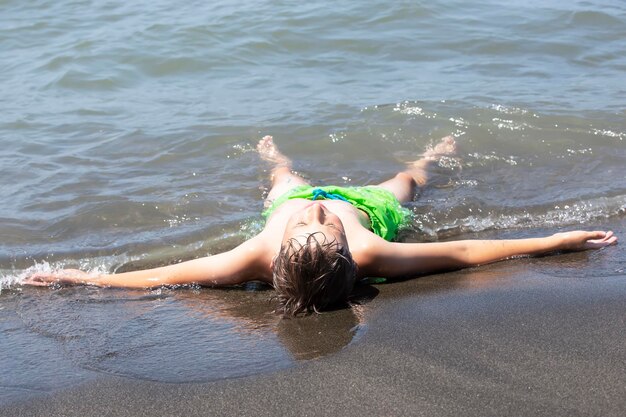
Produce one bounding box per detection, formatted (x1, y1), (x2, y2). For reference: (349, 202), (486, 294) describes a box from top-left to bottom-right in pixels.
(3, 224), (625, 417)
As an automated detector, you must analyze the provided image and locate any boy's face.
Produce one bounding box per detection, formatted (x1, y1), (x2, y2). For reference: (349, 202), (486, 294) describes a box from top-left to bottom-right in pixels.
(282, 201), (348, 249)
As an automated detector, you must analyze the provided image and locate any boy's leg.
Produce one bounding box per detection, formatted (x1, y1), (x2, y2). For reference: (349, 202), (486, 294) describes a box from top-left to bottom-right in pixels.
(257, 136), (310, 207)
(376, 136), (457, 203)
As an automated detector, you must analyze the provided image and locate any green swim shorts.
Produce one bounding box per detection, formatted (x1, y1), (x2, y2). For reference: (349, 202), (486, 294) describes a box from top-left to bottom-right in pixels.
(262, 185), (412, 241)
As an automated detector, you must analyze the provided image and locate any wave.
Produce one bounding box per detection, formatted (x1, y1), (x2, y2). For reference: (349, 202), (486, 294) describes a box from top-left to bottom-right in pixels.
(414, 194), (626, 237)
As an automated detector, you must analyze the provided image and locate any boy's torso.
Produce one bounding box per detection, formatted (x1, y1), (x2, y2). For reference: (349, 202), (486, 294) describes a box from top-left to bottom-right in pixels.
(262, 198), (373, 247)
(252, 198), (389, 281)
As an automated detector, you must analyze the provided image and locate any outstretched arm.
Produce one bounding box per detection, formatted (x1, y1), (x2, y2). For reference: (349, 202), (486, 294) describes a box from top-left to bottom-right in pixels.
(363, 230), (617, 278)
(22, 236), (272, 288)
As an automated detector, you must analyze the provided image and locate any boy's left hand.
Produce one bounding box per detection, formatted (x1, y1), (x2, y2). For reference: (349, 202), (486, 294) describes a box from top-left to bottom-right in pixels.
(554, 230), (617, 251)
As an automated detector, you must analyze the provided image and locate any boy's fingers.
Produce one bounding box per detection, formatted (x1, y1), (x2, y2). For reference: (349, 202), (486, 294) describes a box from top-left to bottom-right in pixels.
(22, 273), (58, 286)
(586, 231), (617, 248)
(599, 231), (617, 244)
(22, 278), (51, 287)
(589, 230), (614, 242)
(594, 230), (610, 239)
(590, 230), (608, 239)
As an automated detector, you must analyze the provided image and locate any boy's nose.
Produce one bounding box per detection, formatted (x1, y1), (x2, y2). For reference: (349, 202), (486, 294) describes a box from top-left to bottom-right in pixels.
(306, 202), (325, 223)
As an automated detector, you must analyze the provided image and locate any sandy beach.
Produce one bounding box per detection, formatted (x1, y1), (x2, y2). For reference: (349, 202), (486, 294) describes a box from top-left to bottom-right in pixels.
(3, 221), (624, 417)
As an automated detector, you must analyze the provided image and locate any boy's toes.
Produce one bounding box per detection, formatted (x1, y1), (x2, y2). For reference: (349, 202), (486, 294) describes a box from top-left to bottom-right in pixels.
(257, 135), (273, 149)
(434, 135), (457, 155)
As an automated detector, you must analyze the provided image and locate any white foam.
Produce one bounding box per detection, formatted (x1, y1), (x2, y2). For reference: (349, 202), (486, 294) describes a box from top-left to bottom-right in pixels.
(0, 261), (54, 293)
(432, 195), (626, 235)
(0, 258), (116, 294)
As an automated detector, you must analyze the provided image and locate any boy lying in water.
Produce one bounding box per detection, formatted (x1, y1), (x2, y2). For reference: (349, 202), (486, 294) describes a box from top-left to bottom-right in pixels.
(23, 136), (617, 315)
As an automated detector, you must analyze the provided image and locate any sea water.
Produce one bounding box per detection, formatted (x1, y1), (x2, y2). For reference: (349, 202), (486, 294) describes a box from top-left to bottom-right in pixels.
(0, 0), (625, 404)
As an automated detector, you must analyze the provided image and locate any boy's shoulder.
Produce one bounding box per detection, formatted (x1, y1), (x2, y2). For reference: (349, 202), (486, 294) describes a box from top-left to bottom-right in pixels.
(347, 229), (392, 271)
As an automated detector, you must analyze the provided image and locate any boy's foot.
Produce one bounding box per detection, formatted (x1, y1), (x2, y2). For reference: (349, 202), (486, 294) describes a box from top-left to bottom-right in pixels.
(420, 135), (457, 161)
(406, 135), (458, 186)
(257, 135), (292, 168)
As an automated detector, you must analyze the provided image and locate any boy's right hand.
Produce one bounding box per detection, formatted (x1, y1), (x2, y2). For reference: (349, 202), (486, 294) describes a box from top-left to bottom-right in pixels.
(22, 269), (92, 286)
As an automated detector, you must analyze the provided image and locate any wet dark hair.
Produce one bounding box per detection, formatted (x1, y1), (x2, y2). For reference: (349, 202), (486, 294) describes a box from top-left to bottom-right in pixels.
(272, 232), (357, 316)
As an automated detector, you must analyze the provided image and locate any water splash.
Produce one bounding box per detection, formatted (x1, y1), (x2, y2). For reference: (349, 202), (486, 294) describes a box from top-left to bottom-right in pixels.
(1, 258), (124, 294)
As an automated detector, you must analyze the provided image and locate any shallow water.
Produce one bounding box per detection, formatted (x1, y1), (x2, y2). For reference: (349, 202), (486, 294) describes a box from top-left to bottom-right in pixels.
(1, 0), (625, 403)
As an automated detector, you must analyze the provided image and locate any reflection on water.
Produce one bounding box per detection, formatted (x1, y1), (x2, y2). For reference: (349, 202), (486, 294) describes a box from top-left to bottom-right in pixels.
(278, 304), (366, 360)
(0, 285), (363, 395)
